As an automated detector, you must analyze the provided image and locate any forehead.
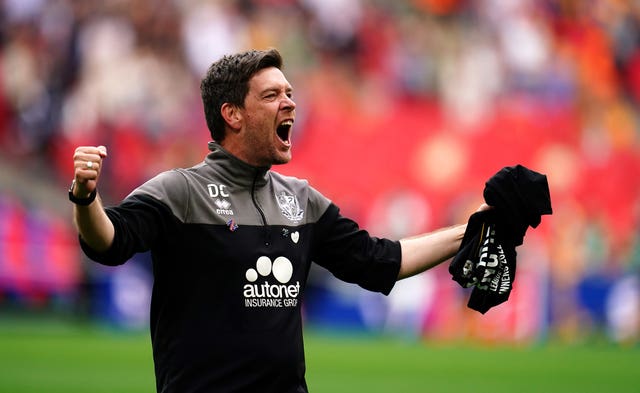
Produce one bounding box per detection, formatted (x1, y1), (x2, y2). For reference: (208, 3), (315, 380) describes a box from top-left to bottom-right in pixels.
(248, 67), (291, 92)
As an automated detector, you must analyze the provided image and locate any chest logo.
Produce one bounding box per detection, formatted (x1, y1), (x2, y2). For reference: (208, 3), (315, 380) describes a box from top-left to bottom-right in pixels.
(215, 198), (231, 210)
(276, 192), (304, 223)
(208, 183), (234, 216)
(244, 256), (300, 308)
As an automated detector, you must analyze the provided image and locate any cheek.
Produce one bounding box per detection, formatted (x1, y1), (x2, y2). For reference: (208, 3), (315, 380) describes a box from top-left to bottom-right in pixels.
(245, 109), (267, 127)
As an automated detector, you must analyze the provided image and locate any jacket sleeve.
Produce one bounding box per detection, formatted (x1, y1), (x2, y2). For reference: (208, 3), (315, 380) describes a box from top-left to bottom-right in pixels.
(80, 170), (187, 266)
(79, 195), (178, 266)
(311, 203), (401, 295)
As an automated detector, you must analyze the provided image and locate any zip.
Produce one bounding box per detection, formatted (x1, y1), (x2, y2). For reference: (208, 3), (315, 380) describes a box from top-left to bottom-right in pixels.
(251, 171), (271, 246)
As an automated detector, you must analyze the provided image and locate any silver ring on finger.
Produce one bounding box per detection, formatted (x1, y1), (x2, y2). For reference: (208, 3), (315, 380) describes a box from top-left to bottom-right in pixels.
(86, 161), (94, 169)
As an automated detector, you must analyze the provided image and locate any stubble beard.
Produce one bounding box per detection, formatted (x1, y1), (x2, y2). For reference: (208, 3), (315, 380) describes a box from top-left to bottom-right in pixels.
(244, 134), (291, 167)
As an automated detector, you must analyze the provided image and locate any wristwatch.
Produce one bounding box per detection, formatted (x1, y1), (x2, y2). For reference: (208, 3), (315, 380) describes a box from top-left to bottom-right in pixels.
(68, 179), (97, 205)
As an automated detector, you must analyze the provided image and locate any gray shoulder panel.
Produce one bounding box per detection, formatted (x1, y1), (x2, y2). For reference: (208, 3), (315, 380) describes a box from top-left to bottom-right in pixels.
(127, 169), (190, 222)
(126, 165), (332, 227)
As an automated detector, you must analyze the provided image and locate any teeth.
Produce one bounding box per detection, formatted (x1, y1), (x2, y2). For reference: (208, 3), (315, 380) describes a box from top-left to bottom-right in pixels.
(280, 120), (293, 126)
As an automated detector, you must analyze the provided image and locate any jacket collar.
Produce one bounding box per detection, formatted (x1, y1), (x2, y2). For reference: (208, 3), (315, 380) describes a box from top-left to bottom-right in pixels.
(205, 141), (270, 188)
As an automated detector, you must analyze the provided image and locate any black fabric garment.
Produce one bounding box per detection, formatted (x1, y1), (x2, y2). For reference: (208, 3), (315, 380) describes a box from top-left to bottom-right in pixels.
(79, 142), (401, 393)
(449, 165), (552, 314)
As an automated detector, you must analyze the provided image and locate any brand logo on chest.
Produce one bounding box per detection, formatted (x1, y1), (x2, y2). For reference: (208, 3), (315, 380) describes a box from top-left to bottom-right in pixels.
(208, 183), (234, 216)
(244, 256), (300, 308)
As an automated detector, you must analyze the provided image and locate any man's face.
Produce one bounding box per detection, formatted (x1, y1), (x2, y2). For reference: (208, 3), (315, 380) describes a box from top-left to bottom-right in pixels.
(239, 67), (296, 167)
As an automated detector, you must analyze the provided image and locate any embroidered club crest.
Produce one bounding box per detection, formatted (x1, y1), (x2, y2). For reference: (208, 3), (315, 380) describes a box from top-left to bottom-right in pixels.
(276, 192), (304, 222)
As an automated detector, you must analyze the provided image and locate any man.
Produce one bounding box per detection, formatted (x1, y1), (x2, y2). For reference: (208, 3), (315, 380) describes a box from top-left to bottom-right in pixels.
(70, 48), (484, 392)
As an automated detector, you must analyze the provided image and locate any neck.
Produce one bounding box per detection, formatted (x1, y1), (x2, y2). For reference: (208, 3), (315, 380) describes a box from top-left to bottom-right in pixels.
(219, 137), (253, 164)
(209, 141), (271, 170)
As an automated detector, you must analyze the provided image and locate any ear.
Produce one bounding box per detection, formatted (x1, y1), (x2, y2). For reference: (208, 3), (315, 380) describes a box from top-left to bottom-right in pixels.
(221, 103), (243, 132)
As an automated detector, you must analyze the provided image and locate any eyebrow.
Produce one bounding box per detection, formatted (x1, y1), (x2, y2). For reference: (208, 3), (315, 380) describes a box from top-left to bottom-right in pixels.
(260, 85), (293, 95)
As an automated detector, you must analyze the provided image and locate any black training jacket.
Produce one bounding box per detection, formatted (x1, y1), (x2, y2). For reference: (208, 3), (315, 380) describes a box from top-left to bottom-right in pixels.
(80, 142), (401, 393)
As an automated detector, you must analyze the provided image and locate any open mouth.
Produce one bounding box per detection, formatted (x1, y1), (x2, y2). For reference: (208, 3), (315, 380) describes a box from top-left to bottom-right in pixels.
(277, 120), (293, 144)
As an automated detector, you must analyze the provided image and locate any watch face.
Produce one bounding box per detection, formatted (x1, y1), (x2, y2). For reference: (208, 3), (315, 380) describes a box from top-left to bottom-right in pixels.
(69, 179), (76, 193)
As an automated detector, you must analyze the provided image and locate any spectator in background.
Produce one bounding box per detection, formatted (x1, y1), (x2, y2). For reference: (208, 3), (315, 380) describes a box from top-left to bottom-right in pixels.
(0, 0), (638, 346)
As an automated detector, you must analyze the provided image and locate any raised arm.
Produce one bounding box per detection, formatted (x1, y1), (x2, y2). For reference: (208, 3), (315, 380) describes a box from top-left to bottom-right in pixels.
(70, 146), (114, 252)
(397, 204), (490, 280)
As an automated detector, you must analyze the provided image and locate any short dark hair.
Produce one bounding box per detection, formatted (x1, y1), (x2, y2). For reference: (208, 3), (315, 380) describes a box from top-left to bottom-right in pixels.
(200, 48), (284, 142)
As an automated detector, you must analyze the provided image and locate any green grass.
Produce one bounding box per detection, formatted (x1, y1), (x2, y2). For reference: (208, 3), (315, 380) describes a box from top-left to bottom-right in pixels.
(0, 319), (154, 393)
(305, 331), (639, 393)
(0, 319), (638, 393)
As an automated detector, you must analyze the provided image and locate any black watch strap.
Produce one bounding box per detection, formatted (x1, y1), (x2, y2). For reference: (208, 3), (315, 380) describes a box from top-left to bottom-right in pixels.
(68, 179), (97, 206)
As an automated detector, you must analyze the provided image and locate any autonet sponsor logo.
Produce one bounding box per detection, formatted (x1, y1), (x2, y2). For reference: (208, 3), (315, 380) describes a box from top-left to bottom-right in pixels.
(244, 256), (300, 308)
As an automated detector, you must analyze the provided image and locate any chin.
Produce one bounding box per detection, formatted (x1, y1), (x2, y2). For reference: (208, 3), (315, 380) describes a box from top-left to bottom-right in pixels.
(272, 152), (292, 165)
(273, 157), (291, 165)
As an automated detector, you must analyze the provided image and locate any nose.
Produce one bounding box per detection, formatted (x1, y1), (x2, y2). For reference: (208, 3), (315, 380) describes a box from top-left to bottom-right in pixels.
(281, 95), (296, 110)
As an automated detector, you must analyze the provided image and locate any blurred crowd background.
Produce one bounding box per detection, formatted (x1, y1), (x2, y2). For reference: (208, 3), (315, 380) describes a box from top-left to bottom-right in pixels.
(0, 0), (639, 344)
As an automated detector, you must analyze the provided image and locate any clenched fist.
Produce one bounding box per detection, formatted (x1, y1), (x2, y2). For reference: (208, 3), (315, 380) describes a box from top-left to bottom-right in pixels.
(71, 145), (108, 198)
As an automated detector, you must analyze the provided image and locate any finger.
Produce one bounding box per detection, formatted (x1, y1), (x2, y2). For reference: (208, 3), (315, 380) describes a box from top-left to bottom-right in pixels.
(74, 151), (104, 162)
(75, 145), (107, 157)
(74, 146), (107, 162)
(77, 161), (100, 172)
(74, 162), (97, 175)
(97, 145), (108, 158)
(74, 157), (101, 171)
(73, 158), (102, 184)
(74, 146), (107, 172)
